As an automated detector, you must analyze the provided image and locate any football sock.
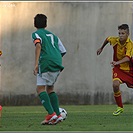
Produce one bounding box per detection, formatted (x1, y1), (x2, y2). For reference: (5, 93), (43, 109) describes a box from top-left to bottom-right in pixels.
(114, 90), (123, 108)
(49, 92), (60, 116)
(39, 91), (54, 115)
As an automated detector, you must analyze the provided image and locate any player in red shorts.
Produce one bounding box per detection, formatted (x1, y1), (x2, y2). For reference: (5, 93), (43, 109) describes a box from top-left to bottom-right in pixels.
(97, 24), (133, 116)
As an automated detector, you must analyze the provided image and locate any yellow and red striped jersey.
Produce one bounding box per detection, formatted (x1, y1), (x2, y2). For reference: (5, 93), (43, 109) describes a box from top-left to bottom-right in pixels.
(107, 36), (133, 71)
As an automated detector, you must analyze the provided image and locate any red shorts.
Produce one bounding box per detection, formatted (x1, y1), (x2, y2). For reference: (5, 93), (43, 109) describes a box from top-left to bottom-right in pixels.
(113, 67), (133, 88)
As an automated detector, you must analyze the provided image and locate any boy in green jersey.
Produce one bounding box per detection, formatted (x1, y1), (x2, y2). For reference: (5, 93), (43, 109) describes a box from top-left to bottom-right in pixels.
(32, 14), (66, 125)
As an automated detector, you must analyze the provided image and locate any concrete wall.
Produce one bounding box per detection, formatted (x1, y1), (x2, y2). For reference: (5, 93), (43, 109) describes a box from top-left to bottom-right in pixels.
(0, 2), (133, 105)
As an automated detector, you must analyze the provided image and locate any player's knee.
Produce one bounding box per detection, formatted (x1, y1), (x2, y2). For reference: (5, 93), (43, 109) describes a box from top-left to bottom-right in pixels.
(113, 80), (120, 89)
(36, 86), (45, 94)
(46, 86), (54, 94)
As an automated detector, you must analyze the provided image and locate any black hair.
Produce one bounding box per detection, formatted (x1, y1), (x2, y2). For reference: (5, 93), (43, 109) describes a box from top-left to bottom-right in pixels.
(34, 14), (47, 28)
(118, 24), (129, 33)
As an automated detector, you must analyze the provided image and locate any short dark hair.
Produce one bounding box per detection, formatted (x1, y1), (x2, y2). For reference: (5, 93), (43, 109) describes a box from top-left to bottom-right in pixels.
(34, 14), (47, 28)
(118, 24), (129, 33)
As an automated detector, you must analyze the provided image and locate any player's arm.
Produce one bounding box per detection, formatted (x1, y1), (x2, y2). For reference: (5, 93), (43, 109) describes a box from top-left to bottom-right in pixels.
(34, 43), (41, 75)
(97, 38), (109, 55)
(58, 38), (66, 57)
(111, 56), (130, 66)
(111, 43), (132, 66)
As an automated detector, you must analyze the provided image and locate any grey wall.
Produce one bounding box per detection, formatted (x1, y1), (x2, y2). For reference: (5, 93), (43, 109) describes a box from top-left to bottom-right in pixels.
(0, 2), (133, 105)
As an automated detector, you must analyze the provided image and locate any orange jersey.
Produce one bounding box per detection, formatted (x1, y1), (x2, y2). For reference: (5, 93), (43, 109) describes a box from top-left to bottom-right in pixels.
(107, 36), (133, 71)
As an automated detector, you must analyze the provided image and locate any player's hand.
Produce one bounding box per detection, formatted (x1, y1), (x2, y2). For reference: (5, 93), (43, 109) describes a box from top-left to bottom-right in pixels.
(110, 61), (118, 67)
(97, 48), (103, 55)
(33, 65), (38, 76)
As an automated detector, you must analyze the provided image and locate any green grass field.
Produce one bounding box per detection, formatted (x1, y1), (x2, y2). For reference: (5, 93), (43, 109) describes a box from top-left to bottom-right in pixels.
(0, 104), (133, 131)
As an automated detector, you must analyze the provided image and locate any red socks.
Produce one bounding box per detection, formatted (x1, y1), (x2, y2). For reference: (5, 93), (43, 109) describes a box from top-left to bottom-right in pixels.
(114, 91), (123, 108)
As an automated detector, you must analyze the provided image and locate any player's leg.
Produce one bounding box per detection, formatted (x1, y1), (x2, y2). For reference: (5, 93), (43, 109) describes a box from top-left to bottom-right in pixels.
(47, 86), (63, 124)
(46, 71), (60, 116)
(36, 74), (57, 125)
(112, 80), (124, 116)
(37, 86), (55, 115)
(46, 71), (63, 124)
(47, 86), (60, 116)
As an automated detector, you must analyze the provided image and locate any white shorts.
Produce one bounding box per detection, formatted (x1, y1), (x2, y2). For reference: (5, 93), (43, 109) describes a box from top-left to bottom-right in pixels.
(36, 71), (60, 86)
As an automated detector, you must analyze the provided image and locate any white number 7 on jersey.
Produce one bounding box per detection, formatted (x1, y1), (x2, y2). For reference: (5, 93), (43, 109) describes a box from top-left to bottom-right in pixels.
(46, 34), (55, 48)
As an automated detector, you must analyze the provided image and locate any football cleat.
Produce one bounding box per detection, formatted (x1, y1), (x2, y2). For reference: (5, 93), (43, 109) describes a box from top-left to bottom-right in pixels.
(41, 112), (57, 125)
(113, 107), (124, 116)
(49, 114), (63, 125)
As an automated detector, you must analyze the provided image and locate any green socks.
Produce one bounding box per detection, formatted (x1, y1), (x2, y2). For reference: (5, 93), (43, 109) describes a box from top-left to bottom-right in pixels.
(39, 91), (60, 116)
(39, 91), (54, 115)
(49, 92), (60, 116)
